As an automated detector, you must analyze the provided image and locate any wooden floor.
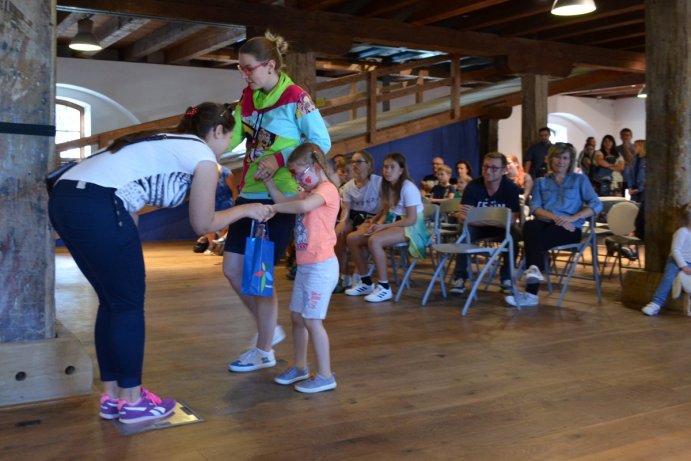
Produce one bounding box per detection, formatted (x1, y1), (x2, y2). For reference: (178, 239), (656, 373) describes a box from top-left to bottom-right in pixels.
(3, 242), (691, 461)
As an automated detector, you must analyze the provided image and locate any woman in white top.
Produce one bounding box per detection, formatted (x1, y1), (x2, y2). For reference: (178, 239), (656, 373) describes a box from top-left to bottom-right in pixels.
(345, 152), (429, 303)
(333, 150), (382, 292)
(49, 102), (271, 425)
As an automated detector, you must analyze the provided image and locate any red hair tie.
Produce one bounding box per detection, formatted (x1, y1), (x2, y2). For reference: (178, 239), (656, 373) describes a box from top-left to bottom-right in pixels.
(185, 107), (199, 117)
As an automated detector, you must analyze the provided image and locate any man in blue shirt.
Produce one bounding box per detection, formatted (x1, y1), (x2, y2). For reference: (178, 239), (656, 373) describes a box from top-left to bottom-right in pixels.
(450, 152), (521, 295)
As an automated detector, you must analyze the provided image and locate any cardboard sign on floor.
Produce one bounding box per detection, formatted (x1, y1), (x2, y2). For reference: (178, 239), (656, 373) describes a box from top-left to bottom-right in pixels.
(113, 401), (204, 436)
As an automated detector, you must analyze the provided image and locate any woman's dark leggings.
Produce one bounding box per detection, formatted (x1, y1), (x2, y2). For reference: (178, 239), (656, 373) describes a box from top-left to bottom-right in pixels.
(49, 180), (145, 388)
(523, 219), (581, 295)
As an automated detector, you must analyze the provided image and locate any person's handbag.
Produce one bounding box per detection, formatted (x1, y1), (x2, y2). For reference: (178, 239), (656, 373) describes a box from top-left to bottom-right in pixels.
(241, 220), (275, 297)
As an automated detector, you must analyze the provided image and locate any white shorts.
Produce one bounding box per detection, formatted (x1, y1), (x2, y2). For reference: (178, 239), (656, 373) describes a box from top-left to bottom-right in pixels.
(289, 257), (339, 320)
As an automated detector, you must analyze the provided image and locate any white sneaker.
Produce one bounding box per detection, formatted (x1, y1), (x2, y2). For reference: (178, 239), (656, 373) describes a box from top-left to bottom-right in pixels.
(228, 348), (276, 372)
(500, 279), (513, 293)
(505, 291), (539, 307)
(365, 285), (393, 303)
(345, 282), (374, 296)
(524, 265), (545, 283)
(449, 278), (466, 295)
(248, 325), (286, 349)
(642, 302), (661, 316)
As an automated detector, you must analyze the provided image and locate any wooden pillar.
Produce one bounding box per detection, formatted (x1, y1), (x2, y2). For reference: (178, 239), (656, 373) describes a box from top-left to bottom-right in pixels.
(521, 74), (548, 155)
(479, 118), (499, 155)
(0, 0), (91, 405)
(450, 55), (461, 120)
(286, 51), (316, 99)
(644, 0), (691, 272)
(622, 0), (691, 313)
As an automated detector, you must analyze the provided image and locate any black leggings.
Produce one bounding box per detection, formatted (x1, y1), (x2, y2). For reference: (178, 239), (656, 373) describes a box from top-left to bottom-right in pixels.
(523, 219), (581, 294)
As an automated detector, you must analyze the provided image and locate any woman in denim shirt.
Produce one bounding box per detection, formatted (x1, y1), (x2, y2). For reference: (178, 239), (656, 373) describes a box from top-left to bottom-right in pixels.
(506, 143), (602, 307)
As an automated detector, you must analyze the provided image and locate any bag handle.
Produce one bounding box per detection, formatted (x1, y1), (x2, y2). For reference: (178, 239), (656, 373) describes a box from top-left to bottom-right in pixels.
(250, 219), (269, 239)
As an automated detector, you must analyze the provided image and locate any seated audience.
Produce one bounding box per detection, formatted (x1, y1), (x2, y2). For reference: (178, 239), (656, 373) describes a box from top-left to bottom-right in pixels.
(505, 143), (602, 307)
(429, 165), (455, 204)
(333, 151), (382, 292)
(506, 154), (533, 204)
(641, 204), (691, 316)
(450, 152), (521, 295)
(346, 152), (428, 303)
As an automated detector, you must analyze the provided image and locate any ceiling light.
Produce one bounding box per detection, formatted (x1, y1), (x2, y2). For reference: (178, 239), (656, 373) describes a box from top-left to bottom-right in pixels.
(637, 85), (647, 99)
(551, 0), (596, 16)
(69, 18), (102, 52)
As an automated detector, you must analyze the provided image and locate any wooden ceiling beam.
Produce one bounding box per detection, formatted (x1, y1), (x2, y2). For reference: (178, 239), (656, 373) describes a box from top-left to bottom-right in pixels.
(94, 16), (151, 49)
(410, 0), (509, 26)
(495, 2), (644, 38)
(56, 0), (646, 73)
(545, 17), (644, 42)
(123, 23), (206, 61)
(445, 3), (548, 31)
(56, 12), (86, 35)
(165, 26), (245, 64)
(356, 0), (420, 18)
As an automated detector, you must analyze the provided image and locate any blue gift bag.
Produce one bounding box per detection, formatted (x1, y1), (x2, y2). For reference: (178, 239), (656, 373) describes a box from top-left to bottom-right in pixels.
(241, 220), (274, 297)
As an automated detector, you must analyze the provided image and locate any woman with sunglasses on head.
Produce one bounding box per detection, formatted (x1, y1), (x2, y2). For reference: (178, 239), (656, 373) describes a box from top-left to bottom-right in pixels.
(333, 151), (382, 292)
(49, 102), (272, 424)
(224, 31), (331, 373)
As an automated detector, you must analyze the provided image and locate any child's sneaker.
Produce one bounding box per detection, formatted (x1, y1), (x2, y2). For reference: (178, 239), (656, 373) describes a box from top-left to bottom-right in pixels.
(294, 373), (337, 394)
(450, 278), (466, 294)
(500, 279), (513, 293)
(274, 366), (310, 385)
(345, 282), (374, 296)
(642, 302), (661, 316)
(524, 265), (545, 283)
(118, 388), (175, 424)
(99, 394), (120, 420)
(364, 285), (393, 303)
(248, 325), (286, 349)
(228, 348), (276, 372)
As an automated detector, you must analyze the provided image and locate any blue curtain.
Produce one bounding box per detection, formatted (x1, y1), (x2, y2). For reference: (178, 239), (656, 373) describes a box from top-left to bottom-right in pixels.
(366, 118), (479, 183)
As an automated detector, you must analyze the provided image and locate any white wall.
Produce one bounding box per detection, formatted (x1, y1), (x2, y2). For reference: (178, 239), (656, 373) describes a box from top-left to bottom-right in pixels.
(498, 95), (646, 160)
(57, 58), (247, 134)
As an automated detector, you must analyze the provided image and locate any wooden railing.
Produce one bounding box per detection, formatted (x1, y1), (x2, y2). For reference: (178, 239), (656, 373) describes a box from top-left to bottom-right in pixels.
(56, 54), (463, 158)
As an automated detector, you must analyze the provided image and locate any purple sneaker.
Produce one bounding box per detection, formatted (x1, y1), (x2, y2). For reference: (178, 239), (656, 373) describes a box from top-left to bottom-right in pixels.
(118, 388), (176, 424)
(99, 394), (119, 420)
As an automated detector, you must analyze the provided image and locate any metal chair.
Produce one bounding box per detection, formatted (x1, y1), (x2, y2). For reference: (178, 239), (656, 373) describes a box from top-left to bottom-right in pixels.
(393, 204), (440, 302)
(602, 201), (642, 284)
(421, 206), (520, 315)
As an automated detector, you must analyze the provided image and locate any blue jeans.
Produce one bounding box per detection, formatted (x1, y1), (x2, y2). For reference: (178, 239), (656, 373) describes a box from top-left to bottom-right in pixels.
(652, 257), (691, 307)
(49, 180), (145, 388)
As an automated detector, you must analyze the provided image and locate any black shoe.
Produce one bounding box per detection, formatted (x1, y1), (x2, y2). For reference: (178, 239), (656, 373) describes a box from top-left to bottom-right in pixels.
(193, 240), (209, 253)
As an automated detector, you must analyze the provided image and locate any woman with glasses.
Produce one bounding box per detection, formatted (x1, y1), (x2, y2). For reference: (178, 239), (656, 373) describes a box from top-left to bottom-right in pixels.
(506, 143), (602, 307)
(223, 31), (331, 373)
(49, 102), (272, 424)
(333, 151), (382, 292)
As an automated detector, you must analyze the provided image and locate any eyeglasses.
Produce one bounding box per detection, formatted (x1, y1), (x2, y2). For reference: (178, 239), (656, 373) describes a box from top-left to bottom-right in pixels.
(238, 61), (269, 75)
(293, 165), (313, 182)
(482, 165), (503, 172)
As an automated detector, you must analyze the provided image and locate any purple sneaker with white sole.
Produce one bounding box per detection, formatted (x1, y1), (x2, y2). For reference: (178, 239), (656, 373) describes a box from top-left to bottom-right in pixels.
(99, 394), (120, 420)
(118, 388), (176, 424)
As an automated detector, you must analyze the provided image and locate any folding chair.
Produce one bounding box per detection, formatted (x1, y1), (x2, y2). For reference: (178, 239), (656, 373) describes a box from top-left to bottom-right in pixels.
(393, 204), (440, 302)
(438, 198), (462, 243)
(540, 215), (603, 307)
(421, 206), (520, 315)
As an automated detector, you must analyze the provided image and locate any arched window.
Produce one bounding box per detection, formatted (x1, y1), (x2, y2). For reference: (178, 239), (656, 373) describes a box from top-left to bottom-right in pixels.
(56, 99), (90, 161)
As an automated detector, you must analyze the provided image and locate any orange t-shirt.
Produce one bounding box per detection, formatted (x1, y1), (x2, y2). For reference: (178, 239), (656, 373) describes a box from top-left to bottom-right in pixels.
(294, 181), (340, 265)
